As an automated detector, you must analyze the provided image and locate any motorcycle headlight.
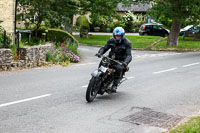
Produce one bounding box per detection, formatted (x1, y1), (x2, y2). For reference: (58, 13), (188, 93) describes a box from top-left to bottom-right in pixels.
(102, 57), (108, 63)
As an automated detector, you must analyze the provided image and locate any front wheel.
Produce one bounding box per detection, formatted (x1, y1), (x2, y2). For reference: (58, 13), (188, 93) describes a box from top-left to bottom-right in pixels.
(86, 77), (101, 102)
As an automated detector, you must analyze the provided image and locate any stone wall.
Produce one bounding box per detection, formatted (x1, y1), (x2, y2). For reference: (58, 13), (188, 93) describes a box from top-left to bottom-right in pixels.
(0, 0), (15, 34)
(0, 49), (12, 71)
(0, 43), (53, 71)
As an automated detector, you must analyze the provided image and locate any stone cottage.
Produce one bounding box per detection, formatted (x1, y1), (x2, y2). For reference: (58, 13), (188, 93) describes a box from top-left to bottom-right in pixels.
(0, 0), (15, 36)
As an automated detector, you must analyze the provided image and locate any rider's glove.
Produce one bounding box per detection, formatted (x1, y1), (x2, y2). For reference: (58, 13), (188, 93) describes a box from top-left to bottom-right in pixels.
(95, 53), (102, 58)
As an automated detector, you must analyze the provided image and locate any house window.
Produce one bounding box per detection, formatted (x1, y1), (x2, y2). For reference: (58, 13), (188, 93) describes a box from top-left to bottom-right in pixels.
(21, 14), (24, 21)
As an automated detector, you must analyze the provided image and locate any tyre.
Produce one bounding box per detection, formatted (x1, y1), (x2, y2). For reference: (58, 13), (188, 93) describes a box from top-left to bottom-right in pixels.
(164, 34), (168, 37)
(86, 77), (101, 102)
(143, 33), (148, 36)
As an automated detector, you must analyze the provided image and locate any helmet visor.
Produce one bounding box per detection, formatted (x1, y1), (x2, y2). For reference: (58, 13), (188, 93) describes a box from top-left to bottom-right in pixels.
(114, 35), (122, 40)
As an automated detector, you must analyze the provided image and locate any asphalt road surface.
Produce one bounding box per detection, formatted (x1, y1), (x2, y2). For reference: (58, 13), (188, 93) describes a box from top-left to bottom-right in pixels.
(0, 44), (200, 133)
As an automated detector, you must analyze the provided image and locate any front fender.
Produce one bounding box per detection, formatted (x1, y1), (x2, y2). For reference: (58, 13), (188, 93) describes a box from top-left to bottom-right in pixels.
(91, 70), (102, 77)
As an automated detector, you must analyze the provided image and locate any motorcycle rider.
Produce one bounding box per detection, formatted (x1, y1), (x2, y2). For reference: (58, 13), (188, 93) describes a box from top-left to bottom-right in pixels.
(96, 27), (132, 93)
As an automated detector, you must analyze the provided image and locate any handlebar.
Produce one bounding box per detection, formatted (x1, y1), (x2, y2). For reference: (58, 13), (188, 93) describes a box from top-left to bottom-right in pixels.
(95, 54), (123, 65)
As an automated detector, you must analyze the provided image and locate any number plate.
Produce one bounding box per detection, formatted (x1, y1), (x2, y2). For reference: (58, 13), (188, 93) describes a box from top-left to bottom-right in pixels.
(99, 66), (107, 73)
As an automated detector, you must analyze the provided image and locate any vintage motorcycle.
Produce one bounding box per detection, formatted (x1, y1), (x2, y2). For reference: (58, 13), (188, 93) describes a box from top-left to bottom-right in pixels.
(85, 55), (129, 102)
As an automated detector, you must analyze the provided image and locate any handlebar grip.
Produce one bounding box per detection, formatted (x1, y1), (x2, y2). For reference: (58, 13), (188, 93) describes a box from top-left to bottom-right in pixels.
(95, 53), (101, 58)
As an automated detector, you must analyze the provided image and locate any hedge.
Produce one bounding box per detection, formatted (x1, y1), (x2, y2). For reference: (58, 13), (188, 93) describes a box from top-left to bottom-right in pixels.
(76, 16), (90, 31)
(46, 28), (78, 45)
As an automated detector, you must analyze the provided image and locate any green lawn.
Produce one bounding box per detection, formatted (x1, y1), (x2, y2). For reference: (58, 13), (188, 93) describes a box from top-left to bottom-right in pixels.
(78, 35), (161, 49)
(154, 36), (200, 50)
(170, 116), (200, 133)
(77, 35), (200, 51)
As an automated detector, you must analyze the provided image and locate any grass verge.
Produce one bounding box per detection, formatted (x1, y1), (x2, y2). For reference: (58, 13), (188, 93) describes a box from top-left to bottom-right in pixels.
(77, 35), (200, 51)
(153, 36), (200, 51)
(77, 35), (161, 49)
(169, 116), (200, 133)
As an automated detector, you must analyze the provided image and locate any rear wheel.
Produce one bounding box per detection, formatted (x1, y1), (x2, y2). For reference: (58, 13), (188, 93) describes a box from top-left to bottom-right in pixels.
(86, 77), (101, 102)
(164, 33), (168, 37)
(144, 33), (148, 36)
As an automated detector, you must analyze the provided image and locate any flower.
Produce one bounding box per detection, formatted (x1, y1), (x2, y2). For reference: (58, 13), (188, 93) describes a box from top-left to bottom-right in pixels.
(67, 51), (80, 62)
(57, 50), (61, 53)
(61, 43), (64, 47)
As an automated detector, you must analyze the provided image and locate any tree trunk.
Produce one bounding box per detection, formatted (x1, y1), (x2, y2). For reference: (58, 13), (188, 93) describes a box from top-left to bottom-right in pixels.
(167, 19), (182, 46)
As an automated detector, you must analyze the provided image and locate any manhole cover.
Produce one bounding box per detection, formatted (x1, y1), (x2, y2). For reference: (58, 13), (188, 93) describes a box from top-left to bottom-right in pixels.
(120, 108), (184, 129)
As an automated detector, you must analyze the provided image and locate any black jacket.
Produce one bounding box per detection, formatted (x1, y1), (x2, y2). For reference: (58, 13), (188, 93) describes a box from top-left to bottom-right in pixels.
(98, 37), (132, 64)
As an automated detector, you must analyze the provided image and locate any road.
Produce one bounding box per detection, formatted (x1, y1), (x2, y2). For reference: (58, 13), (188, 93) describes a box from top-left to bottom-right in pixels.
(0, 45), (200, 133)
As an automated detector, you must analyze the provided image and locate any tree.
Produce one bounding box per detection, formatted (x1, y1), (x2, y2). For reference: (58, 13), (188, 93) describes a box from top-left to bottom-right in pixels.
(80, 0), (120, 16)
(47, 0), (79, 28)
(80, 0), (133, 31)
(147, 0), (200, 46)
(17, 0), (79, 37)
(119, 0), (200, 46)
(80, 0), (121, 29)
(18, 0), (50, 36)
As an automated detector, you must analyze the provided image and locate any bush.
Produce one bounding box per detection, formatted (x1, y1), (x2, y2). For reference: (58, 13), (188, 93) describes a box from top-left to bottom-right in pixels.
(112, 21), (126, 29)
(76, 16), (90, 37)
(46, 42), (80, 66)
(46, 28), (78, 45)
(76, 16), (90, 31)
(122, 11), (135, 32)
(0, 28), (12, 48)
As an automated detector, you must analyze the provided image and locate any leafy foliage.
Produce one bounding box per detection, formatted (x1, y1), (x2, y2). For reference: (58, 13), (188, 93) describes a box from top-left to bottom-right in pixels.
(148, 0), (200, 28)
(46, 28), (78, 45)
(76, 15), (90, 38)
(143, 0), (200, 46)
(46, 42), (80, 66)
(80, 0), (119, 16)
(0, 27), (12, 48)
(122, 11), (135, 32)
(17, 0), (79, 35)
(80, 0), (131, 31)
(76, 16), (90, 31)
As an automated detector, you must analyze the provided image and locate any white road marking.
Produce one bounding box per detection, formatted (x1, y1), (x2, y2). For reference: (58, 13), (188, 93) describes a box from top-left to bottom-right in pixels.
(0, 94), (51, 108)
(134, 53), (181, 59)
(182, 62), (200, 68)
(82, 85), (88, 88)
(153, 68), (177, 74)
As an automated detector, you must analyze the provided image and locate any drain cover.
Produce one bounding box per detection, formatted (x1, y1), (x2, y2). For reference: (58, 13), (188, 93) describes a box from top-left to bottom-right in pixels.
(120, 108), (184, 129)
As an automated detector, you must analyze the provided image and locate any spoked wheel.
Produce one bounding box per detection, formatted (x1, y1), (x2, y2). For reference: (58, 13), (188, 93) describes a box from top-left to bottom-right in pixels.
(86, 77), (101, 102)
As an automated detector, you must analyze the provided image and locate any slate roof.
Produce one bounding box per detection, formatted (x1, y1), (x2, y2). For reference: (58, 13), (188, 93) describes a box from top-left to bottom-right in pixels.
(117, 3), (152, 12)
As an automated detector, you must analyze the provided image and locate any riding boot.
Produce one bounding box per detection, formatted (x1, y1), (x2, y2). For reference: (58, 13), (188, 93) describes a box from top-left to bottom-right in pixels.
(111, 78), (120, 93)
(111, 63), (123, 93)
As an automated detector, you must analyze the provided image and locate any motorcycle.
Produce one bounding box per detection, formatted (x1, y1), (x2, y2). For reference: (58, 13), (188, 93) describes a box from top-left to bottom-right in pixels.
(85, 55), (129, 102)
